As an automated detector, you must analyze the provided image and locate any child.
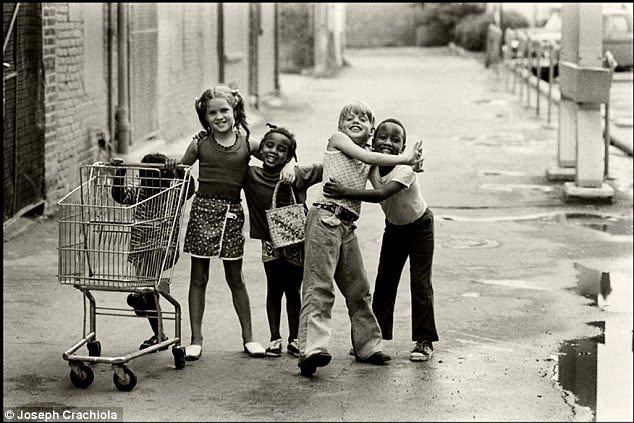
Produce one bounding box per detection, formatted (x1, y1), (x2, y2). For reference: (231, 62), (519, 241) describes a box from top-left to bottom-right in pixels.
(111, 153), (195, 351)
(178, 85), (294, 361)
(243, 123), (322, 358)
(323, 118), (438, 362)
(297, 101), (423, 376)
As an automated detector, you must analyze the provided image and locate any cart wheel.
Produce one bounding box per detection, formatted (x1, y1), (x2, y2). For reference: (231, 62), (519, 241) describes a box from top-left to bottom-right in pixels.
(70, 364), (94, 389)
(172, 346), (186, 370)
(87, 340), (101, 357)
(113, 367), (137, 392)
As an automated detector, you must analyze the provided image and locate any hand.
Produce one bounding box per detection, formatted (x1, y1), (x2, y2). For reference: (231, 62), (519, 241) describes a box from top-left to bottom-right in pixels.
(279, 162), (296, 184)
(323, 177), (347, 199)
(165, 158), (178, 171)
(405, 140), (424, 166)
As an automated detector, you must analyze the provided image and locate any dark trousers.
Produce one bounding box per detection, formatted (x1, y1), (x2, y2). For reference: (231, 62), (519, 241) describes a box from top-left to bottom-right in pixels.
(372, 208), (439, 342)
(263, 258), (303, 342)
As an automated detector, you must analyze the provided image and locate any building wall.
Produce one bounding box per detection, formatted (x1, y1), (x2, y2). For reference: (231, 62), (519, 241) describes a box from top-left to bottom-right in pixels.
(42, 3), (109, 210)
(345, 3), (418, 48)
(278, 3), (314, 73)
(3, 2), (46, 221)
(157, 3), (219, 143)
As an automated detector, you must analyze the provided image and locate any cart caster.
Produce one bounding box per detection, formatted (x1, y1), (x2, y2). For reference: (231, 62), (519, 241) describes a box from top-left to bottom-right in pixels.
(172, 346), (186, 370)
(87, 340), (101, 357)
(69, 362), (94, 389)
(112, 366), (137, 392)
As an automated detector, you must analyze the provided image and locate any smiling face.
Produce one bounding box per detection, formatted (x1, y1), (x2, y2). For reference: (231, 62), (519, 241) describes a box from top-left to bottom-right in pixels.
(203, 98), (235, 134)
(372, 122), (405, 155)
(260, 132), (293, 170)
(338, 111), (374, 146)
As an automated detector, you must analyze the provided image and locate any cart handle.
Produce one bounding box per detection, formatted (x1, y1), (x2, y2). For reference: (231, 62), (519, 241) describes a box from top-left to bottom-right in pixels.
(96, 159), (191, 171)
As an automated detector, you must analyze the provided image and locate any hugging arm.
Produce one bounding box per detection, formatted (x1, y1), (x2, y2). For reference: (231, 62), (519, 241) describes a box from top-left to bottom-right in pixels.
(323, 178), (405, 203)
(328, 133), (423, 166)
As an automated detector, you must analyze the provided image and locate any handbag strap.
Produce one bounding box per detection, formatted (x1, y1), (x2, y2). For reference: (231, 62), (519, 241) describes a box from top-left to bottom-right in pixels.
(271, 181), (297, 208)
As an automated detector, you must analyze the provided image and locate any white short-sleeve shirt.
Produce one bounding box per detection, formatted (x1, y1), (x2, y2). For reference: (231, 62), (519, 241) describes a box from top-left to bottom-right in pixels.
(369, 165), (427, 225)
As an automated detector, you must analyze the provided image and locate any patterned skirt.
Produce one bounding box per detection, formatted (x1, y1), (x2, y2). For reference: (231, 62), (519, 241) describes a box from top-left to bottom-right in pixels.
(183, 195), (245, 260)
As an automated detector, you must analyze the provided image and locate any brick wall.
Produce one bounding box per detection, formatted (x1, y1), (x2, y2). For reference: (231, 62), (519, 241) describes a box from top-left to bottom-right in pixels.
(42, 3), (109, 211)
(345, 3), (418, 48)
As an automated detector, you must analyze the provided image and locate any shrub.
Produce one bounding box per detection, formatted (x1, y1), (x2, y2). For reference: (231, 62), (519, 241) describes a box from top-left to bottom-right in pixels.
(500, 10), (530, 33)
(455, 13), (495, 51)
(415, 3), (487, 43)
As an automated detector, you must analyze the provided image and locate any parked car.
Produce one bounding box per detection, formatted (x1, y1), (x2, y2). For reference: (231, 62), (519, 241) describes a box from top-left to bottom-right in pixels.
(514, 6), (633, 80)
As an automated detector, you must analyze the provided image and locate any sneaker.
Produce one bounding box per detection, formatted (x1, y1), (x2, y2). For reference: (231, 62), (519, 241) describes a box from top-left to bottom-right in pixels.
(287, 339), (300, 357)
(139, 334), (169, 352)
(266, 339), (283, 357)
(298, 352), (332, 377)
(410, 341), (434, 362)
(356, 351), (391, 365)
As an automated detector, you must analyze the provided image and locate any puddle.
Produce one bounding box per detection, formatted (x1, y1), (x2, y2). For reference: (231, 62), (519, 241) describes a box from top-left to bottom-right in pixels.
(478, 169), (527, 177)
(438, 212), (633, 237)
(575, 263), (633, 313)
(556, 321), (633, 421)
(479, 183), (554, 192)
(474, 279), (552, 291)
(564, 214), (633, 236)
(441, 236), (499, 249)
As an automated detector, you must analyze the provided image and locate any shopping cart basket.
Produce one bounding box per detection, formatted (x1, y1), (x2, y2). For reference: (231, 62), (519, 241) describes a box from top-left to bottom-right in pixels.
(58, 161), (192, 391)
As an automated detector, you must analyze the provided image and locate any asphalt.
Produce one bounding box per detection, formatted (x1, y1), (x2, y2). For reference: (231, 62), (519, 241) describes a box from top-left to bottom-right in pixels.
(3, 47), (633, 422)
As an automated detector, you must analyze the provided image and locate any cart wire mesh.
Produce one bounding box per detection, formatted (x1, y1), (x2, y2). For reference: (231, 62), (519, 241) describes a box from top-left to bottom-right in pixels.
(58, 163), (192, 290)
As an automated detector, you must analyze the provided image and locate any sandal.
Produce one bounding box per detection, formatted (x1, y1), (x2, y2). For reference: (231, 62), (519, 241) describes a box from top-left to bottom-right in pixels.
(185, 344), (202, 361)
(139, 334), (169, 352)
(243, 341), (266, 358)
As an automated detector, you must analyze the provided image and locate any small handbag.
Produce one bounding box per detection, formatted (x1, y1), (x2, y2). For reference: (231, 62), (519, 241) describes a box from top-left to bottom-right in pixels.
(266, 182), (307, 249)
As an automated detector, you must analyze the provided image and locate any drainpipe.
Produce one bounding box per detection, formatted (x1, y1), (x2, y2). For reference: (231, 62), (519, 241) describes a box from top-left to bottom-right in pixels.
(217, 3), (225, 84)
(274, 3), (280, 94)
(115, 3), (130, 154)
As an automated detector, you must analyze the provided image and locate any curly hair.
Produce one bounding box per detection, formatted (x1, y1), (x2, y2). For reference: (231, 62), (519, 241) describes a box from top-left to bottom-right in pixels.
(259, 123), (298, 162)
(194, 85), (250, 142)
(374, 118), (407, 148)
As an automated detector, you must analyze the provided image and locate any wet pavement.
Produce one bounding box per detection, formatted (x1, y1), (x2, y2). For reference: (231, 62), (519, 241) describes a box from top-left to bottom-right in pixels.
(3, 47), (633, 421)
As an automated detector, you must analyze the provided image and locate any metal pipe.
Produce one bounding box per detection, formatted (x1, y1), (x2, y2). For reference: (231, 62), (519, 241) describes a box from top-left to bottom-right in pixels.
(115, 3), (130, 154)
(3, 3), (20, 55)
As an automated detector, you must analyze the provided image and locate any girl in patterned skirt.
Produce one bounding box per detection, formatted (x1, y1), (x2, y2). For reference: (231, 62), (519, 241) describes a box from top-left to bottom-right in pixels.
(178, 86), (294, 360)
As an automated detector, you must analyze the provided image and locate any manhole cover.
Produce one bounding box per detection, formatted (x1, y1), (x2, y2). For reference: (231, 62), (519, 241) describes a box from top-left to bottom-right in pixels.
(442, 236), (499, 249)
(472, 133), (526, 147)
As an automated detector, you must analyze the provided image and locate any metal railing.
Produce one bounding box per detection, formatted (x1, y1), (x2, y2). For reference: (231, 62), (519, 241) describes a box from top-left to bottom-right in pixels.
(499, 27), (618, 168)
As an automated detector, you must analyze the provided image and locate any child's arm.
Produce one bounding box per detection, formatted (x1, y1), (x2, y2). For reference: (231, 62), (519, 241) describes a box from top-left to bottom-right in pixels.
(323, 177), (404, 203)
(328, 132), (423, 166)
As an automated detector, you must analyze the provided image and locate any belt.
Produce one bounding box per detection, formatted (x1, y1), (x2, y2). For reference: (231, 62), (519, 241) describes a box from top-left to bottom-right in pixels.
(315, 203), (358, 223)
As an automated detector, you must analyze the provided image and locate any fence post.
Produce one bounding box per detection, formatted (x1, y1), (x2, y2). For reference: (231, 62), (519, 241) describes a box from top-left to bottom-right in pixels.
(535, 41), (541, 117)
(547, 42), (554, 125)
(526, 38), (533, 108)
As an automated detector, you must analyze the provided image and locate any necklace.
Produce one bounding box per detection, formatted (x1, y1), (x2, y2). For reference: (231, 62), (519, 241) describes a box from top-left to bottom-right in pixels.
(210, 131), (238, 150)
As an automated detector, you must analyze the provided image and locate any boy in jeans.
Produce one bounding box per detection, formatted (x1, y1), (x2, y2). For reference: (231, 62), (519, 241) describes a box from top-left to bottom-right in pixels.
(297, 101), (423, 376)
(324, 118), (438, 362)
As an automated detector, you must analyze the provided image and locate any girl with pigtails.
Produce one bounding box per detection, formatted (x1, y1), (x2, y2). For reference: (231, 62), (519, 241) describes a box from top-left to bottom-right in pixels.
(176, 85), (294, 360)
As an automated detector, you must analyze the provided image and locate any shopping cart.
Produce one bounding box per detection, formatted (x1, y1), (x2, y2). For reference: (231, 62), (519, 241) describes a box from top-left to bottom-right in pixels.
(58, 161), (192, 391)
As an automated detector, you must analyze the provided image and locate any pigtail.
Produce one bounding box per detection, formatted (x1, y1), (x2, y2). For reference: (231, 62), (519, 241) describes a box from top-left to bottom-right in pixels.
(231, 89), (250, 143)
(195, 89), (213, 134)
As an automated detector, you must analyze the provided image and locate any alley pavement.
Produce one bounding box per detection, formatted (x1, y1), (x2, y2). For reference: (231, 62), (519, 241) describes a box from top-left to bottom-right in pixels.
(3, 47), (633, 422)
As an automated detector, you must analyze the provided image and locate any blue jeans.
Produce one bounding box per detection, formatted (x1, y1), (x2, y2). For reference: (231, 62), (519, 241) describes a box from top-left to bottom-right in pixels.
(298, 207), (383, 360)
(372, 208), (439, 343)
